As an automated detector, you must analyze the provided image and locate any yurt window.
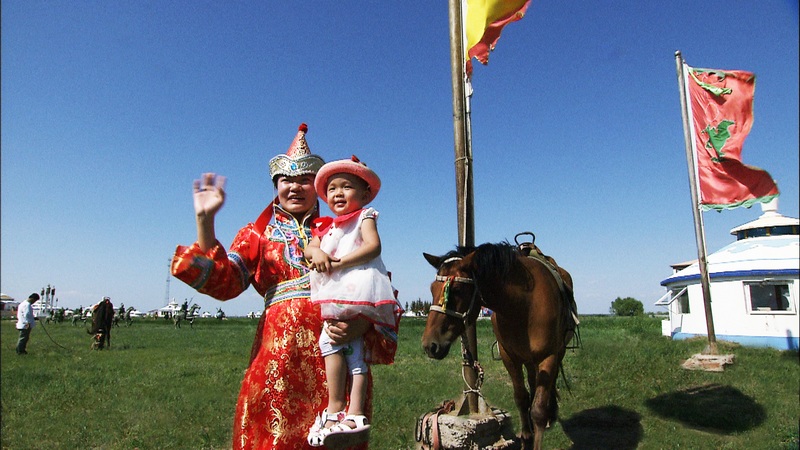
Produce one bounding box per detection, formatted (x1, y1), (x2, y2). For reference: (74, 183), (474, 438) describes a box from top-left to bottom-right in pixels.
(676, 289), (690, 314)
(654, 287), (689, 314)
(745, 281), (794, 313)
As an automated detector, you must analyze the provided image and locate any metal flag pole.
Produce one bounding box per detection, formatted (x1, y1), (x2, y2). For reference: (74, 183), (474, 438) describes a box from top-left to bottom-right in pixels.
(448, 0), (480, 414)
(674, 50), (718, 355)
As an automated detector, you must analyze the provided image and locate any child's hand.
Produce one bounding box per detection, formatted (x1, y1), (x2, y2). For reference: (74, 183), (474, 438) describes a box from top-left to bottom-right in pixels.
(306, 247), (340, 273)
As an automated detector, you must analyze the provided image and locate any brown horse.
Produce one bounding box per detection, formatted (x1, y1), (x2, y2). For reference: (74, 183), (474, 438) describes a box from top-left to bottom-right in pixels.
(88, 298), (114, 350)
(421, 241), (577, 450)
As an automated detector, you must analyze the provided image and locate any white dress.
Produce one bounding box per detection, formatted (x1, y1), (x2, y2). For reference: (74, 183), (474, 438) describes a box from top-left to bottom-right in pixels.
(310, 208), (401, 329)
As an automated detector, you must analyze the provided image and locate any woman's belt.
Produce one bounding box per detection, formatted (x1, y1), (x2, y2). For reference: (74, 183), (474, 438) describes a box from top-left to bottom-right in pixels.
(264, 273), (310, 308)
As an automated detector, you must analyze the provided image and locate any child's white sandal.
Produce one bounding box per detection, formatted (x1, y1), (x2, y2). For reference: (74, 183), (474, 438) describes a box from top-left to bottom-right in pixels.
(322, 414), (371, 449)
(307, 409), (345, 447)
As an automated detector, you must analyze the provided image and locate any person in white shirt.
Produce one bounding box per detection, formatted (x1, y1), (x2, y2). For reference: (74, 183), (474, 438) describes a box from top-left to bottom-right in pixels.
(16, 293), (40, 355)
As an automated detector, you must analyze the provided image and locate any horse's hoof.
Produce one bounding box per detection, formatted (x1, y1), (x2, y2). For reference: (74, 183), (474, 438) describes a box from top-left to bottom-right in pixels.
(518, 434), (533, 450)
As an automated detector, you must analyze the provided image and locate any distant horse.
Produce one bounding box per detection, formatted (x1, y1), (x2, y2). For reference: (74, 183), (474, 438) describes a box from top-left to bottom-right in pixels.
(45, 308), (65, 324)
(71, 308), (86, 326)
(113, 308), (123, 327)
(112, 306), (135, 327)
(173, 304), (201, 329)
(123, 307), (135, 326)
(421, 240), (578, 450)
(88, 298), (115, 350)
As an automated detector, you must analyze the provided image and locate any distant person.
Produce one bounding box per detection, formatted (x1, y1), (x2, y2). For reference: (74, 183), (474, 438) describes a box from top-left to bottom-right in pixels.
(171, 123), (398, 450)
(304, 156), (402, 448)
(16, 293), (40, 355)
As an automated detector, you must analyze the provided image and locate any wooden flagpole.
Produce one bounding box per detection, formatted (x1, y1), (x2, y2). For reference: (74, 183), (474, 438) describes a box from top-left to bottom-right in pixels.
(448, 0), (480, 414)
(674, 50), (718, 355)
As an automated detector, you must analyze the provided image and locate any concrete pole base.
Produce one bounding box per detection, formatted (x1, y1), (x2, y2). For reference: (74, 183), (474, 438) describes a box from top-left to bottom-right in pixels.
(416, 397), (521, 450)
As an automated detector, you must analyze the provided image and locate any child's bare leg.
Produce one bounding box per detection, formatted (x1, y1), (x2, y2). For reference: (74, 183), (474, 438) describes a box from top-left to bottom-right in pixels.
(347, 373), (368, 416)
(324, 351), (347, 420)
(320, 369), (370, 448)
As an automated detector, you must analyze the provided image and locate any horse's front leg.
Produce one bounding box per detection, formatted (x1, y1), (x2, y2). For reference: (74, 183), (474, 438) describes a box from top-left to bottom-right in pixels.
(530, 355), (559, 450)
(499, 347), (532, 449)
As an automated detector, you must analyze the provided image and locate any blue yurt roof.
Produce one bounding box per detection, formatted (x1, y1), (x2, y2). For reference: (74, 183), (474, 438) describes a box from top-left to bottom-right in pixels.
(662, 202), (799, 286)
(661, 235), (799, 286)
(730, 200), (799, 240)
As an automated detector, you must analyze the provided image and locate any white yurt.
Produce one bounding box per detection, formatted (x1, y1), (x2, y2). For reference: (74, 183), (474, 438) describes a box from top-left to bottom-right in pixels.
(657, 200), (799, 350)
(149, 298), (184, 317)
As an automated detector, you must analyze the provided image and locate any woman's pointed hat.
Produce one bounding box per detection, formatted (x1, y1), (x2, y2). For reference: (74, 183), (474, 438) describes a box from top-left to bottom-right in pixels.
(268, 123), (325, 181)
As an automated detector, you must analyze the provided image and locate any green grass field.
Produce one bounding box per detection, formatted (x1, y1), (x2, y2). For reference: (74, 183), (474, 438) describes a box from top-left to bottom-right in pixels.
(2, 316), (798, 449)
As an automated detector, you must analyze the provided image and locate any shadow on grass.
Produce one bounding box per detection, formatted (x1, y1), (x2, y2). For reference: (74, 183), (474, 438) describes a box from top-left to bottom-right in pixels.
(781, 349), (799, 364)
(645, 383), (766, 433)
(559, 405), (642, 450)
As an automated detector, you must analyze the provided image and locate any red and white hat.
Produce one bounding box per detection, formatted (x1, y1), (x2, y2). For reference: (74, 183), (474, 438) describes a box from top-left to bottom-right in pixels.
(268, 123), (325, 181)
(315, 155), (381, 204)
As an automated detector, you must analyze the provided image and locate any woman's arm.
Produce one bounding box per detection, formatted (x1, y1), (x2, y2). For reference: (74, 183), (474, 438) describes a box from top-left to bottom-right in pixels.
(325, 318), (370, 345)
(193, 173), (226, 252)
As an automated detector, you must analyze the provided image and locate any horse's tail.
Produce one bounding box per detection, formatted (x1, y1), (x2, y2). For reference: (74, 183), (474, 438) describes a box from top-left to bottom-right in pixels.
(563, 284), (581, 350)
(556, 279), (580, 395)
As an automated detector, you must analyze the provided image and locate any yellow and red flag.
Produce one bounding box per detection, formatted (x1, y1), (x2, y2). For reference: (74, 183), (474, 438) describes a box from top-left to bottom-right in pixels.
(685, 65), (779, 210)
(464, 0), (531, 77)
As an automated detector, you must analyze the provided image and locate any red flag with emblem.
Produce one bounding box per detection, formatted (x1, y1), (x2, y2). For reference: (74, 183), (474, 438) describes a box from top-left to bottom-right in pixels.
(685, 65), (779, 210)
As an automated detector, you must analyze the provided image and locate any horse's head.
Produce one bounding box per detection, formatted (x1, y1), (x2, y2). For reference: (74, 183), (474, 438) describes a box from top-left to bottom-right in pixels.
(420, 249), (481, 360)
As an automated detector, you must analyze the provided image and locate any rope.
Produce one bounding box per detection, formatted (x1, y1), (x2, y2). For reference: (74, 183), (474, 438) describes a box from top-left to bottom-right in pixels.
(459, 344), (485, 399)
(415, 399), (455, 450)
(453, 155), (471, 240)
(36, 319), (76, 352)
(461, 359), (485, 398)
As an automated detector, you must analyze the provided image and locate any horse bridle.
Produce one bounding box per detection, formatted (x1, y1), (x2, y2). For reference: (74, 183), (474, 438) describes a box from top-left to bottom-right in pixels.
(429, 257), (483, 325)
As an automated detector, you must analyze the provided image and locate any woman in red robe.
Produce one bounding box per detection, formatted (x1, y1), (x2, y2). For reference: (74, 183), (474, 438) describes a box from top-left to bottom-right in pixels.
(172, 124), (396, 450)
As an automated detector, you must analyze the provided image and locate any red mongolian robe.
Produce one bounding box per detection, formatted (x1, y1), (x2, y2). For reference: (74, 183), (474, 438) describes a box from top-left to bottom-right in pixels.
(172, 203), (397, 450)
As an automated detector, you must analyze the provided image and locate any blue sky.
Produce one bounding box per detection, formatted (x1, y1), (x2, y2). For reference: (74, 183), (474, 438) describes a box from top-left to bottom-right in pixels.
(2, 1), (798, 317)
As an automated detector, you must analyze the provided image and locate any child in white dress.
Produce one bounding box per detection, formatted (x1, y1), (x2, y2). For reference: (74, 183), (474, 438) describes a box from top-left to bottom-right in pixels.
(304, 156), (402, 448)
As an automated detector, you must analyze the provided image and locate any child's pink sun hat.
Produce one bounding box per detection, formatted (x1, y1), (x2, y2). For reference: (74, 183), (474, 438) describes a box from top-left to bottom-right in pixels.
(315, 155), (381, 204)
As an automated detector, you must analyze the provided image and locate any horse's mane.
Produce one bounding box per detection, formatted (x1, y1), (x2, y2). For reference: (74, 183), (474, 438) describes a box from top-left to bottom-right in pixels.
(473, 242), (519, 282)
(446, 242), (520, 284)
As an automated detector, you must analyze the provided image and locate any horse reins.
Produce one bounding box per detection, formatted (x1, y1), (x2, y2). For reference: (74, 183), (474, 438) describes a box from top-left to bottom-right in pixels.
(429, 257), (483, 325)
(36, 318), (76, 352)
(427, 256), (489, 426)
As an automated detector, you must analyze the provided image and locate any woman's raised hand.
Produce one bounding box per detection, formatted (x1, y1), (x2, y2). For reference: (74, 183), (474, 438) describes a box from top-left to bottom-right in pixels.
(193, 173), (227, 219)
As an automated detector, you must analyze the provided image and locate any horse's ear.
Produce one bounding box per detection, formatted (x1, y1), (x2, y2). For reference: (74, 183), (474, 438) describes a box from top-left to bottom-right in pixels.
(423, 253), (442, 269)
(461, 251), (478, 272)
